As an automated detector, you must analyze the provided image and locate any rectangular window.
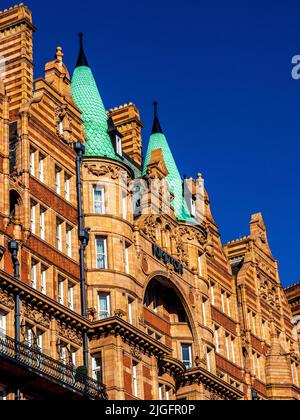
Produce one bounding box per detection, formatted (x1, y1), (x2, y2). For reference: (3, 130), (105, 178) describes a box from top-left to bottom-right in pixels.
(70, 348), (77, 367)
(30, 201), (37, 234)
(58, 276), (65, 305)
(30, 147), (36, 176)
(37, 331), (43, 352)
(94, 187), (105, 214)
(214, 326), (220, 353)
(38, 154), (45, 182)
(128, 298), (133, 324)
(98, 293), (110, 320)
(41, 265), (47, 295)
(206, 348), (213, 372)
(64, 174), (71, 201)
(225, 334), (230, 360)
(181, 344), (192, 369)
(59, 344), (67, 364)
(116, 136), (123, 156)
(132, 362), (138, 398)
(231, 337), (235, 364)
(66, 225), (73, 258)
(125, 244), (130, 274)
(56, 219), (63, 252)
(96, 238), (108, 269)
(92, 353), (102, 383)
(25, 325), (33, 347)
(31, 260), (37, 290)
(55, 167), (62, 195)
(122, 191), (127, 219)
(68, 282), (74, 310)
(226, 294), (231, 317)
(0, 312), (6, 338)
(40, 207), (46, 240)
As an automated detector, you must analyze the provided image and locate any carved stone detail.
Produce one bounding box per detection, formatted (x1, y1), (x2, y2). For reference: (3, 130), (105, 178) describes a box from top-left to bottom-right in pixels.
(84, 163), (126, 180)
(0, 289), (15, 309)
(57, 321), (83, 346)
(130, 344), (142, 361)
(23, 303), (50, 328)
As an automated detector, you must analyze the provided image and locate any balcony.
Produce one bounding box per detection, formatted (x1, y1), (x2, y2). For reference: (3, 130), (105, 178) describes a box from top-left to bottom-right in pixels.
(0, 334), (107, 400)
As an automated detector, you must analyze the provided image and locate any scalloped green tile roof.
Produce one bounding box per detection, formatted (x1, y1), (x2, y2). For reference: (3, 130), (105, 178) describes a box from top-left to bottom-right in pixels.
(143, 130), (194, 223)
(71, 65), (121, 160)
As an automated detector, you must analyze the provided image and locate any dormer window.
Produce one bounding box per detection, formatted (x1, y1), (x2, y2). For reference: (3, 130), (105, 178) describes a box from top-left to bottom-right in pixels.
(116, 135), (122, 156)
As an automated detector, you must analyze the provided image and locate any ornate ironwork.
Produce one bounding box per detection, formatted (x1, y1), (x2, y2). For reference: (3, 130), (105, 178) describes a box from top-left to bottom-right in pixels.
(0, 334), (107, 400)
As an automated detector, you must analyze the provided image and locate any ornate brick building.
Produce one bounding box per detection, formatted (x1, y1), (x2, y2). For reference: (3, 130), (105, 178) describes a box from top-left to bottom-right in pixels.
(285, 283), (300, 351)
(0, 3), (299, 401)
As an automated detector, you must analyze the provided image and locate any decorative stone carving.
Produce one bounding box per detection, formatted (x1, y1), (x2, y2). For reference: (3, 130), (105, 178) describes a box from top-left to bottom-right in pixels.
(0, 289), (15, 309)
(142, 215), (160, 243)
(84, 163), (126, 180)
(115, 309), (126, 318)
(0, 246), (6, 261)
(57, 321), (83, 346)
(23, 304), (50, 328)
(178, 226), (207, 246)
(130, 344), (142, 361)
(54, 106), (74, 145)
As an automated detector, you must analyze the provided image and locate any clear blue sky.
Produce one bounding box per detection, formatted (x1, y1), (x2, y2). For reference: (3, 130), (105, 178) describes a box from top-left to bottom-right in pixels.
(3, 0), (300, 286)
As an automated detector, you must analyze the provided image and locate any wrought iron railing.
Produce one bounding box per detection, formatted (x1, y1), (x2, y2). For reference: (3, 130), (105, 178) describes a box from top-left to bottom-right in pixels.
(0, 334), (107, 400)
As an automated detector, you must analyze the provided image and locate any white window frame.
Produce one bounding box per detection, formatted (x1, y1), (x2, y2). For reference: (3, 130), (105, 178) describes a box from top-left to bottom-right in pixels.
(70, 349), (76, 367)
(132, 362), (138, 398)
(38, 154), (45, 182)
(181, 344), (192, 369)
(226, 294), (231, 317)
(31, 260), (37, 290)
(66, 225), (73, 258)
(64, 173), (71, 201)
(116, 135), (123, 156)
(214, 326), (220, 353)
(58, 277), (64, 305)
(98, 293), (110, 320)
(96, 238), (108, 270)
(30, 201), (37, 234)
(92, 354), (102, 383)
(25, 325), (33, 347)
(30, 147), (36, 176)
(37, 331), (43, 352)
(122, 191), (127, 219)
(125, 244), (130, 274)
(68, 283), (74, 310)
(93, 186), (106, 215)
(128, 298), (133, 324)
(158, 384), (163, 401)
(56, 219), (63, 252)
(41, 266), (47, 295)
(40, 207), (46, 240)
(225, 334), (230, 360)
(55, 167), (62, 195)
(0, 312), (6, 338)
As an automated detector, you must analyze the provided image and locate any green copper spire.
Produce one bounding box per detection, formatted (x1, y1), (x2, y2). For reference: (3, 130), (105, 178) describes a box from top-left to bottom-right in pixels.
(71, 34), (120, 160)
(143, 103), (194, 222)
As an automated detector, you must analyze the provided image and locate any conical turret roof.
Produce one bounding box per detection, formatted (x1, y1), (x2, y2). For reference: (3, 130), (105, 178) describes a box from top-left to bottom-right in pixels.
(71, 34), (120, 160)
(143, 103), (193, 222)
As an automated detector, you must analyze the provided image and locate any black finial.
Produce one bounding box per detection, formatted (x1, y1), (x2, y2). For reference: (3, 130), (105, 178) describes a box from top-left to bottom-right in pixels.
(76, 32), (89, 68)
(151, 101), (163, 134)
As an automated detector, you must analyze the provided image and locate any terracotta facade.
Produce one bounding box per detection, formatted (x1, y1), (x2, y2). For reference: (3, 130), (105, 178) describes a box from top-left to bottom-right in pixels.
(0, 3), (299, 401)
